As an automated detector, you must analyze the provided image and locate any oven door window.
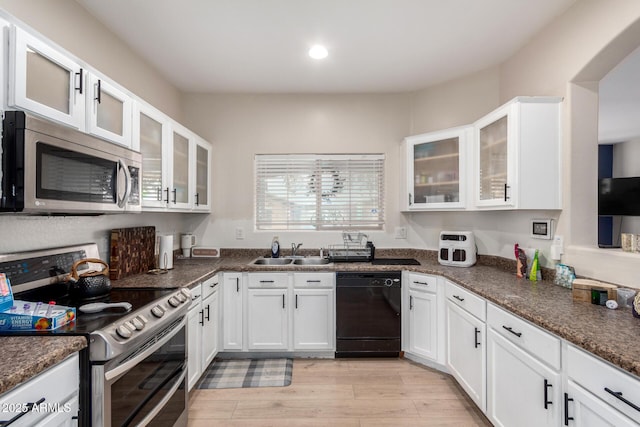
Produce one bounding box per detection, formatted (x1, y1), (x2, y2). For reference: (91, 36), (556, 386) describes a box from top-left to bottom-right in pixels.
(110, 326), (186, 427)
(36, 142), (117, 203)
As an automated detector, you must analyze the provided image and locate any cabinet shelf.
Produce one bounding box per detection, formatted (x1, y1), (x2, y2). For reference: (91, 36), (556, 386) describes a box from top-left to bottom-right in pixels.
(414, 153), (459, 162)
(415, 180), (459, 188)
(480, 139), (507, 150)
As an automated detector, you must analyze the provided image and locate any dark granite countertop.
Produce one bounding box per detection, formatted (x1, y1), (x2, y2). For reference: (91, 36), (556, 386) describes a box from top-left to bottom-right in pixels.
(0, 336), (87, 395)
(108, 248), (640, 379)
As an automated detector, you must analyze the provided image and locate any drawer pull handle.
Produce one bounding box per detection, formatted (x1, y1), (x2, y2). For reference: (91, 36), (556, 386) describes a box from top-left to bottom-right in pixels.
(604, 387), (640, 412)
(453, 295), (465, 302)
(474, 327), (480, 348)
(564, 393), (574, 425)
(409, 295), (413, 310)
(260, 280), (275, 283)
(0, 397), (46, 426)
(502, 325), (522, 337)
(544, 379), (553, 409)
(306, 280), (321, 283)
(413, 281), (429, 286)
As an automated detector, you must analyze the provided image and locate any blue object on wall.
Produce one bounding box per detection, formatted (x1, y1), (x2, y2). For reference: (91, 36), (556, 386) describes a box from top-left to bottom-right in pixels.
(598, 145), (614, 246)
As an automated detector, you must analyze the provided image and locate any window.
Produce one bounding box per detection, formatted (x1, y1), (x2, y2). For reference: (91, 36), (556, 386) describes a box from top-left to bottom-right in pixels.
(255, 154), (385, 230)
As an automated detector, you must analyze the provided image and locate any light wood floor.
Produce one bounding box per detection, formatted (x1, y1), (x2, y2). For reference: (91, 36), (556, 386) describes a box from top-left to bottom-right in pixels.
(188, 358), (492, 426)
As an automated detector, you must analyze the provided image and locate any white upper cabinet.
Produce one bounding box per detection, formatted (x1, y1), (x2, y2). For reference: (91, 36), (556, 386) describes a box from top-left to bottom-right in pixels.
(168, 122), (193, 210)
(403, 126), (471, 210)
(193, 137), (212, 212)
(133, 101), (170, 208)
(133, 100), (212, 212)
(473, 97), (562, 209)
(8, 25), (85, 130)
(86, 72), (132, 146)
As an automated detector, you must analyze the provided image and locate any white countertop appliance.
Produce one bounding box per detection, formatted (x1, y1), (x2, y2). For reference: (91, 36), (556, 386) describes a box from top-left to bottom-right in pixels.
(438, 231), (476, 267)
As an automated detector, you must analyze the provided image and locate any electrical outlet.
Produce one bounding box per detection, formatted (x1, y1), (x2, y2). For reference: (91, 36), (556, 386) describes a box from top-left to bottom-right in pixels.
(395, 226), (407, 239)
(235, 227), (244, 240)
(553, 235), (563, 250)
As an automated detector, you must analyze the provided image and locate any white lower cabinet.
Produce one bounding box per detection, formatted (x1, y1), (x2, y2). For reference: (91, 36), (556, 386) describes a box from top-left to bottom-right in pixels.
(292, 272), (335, 351)
(565, 380), (638, 427)
(487, 304), (561, 427)
(187, 276), (220, 391)
(222, 272), (243, 350)
(0, 353), (79, 427)
(202, 282), (219, 368)
(405, 273), (440, 363)
(247, 287), (290, 350)
(446, 299), (486, 412)
(187, 284), (203, 391)
(565, 344), (640, 426)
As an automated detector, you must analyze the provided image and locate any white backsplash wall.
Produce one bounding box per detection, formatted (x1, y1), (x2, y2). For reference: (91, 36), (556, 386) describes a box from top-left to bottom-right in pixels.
(0, 213), (195, 261)
(406, 210), (562, 268)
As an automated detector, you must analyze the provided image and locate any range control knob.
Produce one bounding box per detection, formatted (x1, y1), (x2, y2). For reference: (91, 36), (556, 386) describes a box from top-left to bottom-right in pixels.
(151, 305), (165, 318)
(176, 293), (187, 303)
(124, 321), (136, 331)
(132, 317), (145, 330)
(181, 288), (191, 299)
(168, 296), (180, 307)
(116, 324), (132, 339)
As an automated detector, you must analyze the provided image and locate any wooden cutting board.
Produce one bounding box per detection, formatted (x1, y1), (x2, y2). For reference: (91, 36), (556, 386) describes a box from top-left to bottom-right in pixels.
(109, 226), (156, 280)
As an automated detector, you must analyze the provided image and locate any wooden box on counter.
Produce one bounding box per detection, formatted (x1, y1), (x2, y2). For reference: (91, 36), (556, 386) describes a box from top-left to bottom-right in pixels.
(572, 278), (617, 302)
(109, 226), (156, 280)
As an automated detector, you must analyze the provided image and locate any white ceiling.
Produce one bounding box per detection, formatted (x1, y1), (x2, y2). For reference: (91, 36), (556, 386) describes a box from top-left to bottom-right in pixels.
(75, 0), (576, 94)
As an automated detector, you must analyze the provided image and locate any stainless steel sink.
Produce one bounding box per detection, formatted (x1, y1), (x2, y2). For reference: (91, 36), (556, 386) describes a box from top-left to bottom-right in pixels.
(251, 258), (293, 265)
(293, 257), (331, 265)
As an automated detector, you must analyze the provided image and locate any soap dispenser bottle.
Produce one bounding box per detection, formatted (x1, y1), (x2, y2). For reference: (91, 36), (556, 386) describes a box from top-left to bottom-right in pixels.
(271, 236), (280, 258)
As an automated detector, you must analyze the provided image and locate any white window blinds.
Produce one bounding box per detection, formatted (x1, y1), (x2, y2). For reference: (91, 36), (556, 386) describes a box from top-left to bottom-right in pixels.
(255, 154), (385, 230)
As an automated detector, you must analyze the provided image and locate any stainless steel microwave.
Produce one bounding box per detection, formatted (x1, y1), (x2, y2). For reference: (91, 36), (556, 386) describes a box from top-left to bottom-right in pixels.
(1, 111), (141, 214)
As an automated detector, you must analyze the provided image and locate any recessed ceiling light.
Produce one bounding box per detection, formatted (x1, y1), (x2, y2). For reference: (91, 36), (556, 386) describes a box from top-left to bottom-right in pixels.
(308, 44), (328, 60)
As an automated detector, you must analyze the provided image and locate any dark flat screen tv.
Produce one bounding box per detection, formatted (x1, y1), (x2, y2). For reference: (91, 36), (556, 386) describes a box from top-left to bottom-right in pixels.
(598, 177), (640, 216)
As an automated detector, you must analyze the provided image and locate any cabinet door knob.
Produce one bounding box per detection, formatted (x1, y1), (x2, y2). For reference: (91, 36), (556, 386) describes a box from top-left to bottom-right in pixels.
(564, 393), (574, 425)
(75, 68), (83, 94)
(544, 379), (553, 409)
(502, 325), (522, 337)
(604, 387), (640, 412)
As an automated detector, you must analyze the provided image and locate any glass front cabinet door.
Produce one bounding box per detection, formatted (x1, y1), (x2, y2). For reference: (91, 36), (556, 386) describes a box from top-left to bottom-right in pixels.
(8, 25), (85, 129)
(132, 101), (170, 209)
(404, 127), (471, 210)
(193, 138), (212, 212)
(86, 73), (133, 147)
(169, 123), (193, 210)
(473, 97), (562, 210)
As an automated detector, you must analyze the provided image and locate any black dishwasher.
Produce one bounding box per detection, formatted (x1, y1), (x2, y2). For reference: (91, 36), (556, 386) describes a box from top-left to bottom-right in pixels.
(336, 271), (402, 357)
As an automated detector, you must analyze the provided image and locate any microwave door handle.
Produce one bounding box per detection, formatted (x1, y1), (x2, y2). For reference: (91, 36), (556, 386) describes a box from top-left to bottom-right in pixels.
(117, 159), (132, 208)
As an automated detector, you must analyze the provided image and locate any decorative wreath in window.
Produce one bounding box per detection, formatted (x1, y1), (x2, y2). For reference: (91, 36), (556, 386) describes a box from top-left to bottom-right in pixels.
(308, 170), (345, 198)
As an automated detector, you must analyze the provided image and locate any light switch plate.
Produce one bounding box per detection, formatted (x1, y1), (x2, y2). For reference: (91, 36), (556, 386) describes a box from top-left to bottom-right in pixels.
(395, 227), (407, 239)
(235, 227), (244, 240)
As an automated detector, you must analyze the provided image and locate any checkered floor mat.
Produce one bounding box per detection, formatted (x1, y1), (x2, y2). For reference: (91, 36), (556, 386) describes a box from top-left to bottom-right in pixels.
(196, 358), (293, 389)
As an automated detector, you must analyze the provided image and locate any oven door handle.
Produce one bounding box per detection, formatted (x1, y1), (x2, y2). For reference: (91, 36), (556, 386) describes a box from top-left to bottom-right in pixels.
(105, 315), (186, 382)
(122, 363), (186, 427)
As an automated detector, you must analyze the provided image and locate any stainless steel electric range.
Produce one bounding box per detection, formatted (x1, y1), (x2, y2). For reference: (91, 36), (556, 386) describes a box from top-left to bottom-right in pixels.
(0, 244), (191, 427)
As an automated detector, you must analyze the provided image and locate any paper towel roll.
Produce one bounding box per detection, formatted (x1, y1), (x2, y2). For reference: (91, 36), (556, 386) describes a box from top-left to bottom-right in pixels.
(158, 234), (174, 269)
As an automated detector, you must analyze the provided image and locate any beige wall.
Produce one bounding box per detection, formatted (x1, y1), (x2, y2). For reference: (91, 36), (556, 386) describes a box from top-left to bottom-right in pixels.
(181, 93), (413, 250)
(410, 66), (501, 134)
(0, 0), (182, 120)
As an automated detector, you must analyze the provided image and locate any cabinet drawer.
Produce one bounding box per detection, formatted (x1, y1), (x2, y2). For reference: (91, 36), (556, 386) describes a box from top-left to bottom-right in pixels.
(487, 303), (561, 370)
(445, 281), (486, 321)
(248, 273), (288, 288)
(293, 272), (334, 288)
(567, 344), (640, 421)
(407, 273), (438, 293)
(202, 274), (219, 298)
(189, 283), (202, 309)
(0, 353), (79, 426)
